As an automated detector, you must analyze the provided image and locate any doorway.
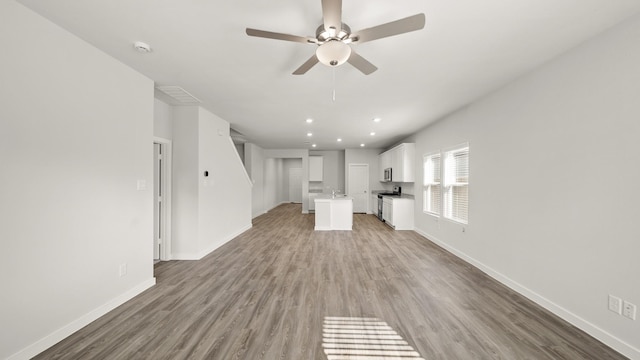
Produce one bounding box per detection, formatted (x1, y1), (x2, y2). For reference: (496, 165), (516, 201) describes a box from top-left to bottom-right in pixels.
(348, 164), (369, 213)
(153, 139), (172, 261)
(289, 167), (303, 203)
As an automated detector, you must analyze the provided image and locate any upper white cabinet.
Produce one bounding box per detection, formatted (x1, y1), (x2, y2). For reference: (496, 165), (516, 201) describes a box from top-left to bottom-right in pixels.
(309, 156), (324, 182)
(391, 143), (415, 182)
(378, 151), (391, 181)
(378, 143), (415, 182)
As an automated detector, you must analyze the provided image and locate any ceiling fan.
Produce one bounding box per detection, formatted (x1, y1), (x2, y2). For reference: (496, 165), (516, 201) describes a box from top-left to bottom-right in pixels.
(246, 0), (425, 75)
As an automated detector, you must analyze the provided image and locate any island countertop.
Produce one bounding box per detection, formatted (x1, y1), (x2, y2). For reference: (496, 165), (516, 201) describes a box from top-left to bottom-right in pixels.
(314, 194), (354, 202)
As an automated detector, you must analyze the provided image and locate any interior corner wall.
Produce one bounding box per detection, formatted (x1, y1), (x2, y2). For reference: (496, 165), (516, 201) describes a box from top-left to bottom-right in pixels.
(196, 108), (252, 257)
(171, 107), (252, 259)
(413, 14), (640, 358)
(0, 2), (155, 359)
(245, 143), (266, 218)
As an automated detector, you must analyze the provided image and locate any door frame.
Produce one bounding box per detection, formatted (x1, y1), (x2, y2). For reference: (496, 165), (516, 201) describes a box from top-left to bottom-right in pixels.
(347, 163), (370, 214)
(154, 137), (172, 261)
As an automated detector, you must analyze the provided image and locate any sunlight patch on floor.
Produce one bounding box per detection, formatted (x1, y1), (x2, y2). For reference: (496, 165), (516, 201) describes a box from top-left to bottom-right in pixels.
(322, 316), (424, 360)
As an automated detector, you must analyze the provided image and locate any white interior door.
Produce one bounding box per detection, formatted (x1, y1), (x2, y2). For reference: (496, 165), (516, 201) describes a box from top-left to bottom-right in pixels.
(289, 168), (303, 203)
(153, 140), (172, 262)
(153, 143), (162, 261)
(348, 164), (369, 213)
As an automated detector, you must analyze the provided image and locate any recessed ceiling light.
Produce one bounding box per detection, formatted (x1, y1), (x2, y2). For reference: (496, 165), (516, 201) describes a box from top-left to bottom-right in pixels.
(370, 132), (376, 136)
(337, 138), (342, 142)
(306, 118), (313, 123)
(307, 132), (313, 137)
(360, 143), (365, 147)
(373, 118), (381, 123)
(133, 41), (152, 53)
(312, 144), (317, 148)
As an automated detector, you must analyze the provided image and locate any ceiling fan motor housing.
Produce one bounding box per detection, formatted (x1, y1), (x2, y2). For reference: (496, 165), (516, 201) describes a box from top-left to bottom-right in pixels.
(315, 23), (352, 43)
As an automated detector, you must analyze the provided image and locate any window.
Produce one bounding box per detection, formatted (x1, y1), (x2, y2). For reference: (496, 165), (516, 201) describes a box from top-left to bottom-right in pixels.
(423, 153), (441, 215)
(443, 145), (469, 224)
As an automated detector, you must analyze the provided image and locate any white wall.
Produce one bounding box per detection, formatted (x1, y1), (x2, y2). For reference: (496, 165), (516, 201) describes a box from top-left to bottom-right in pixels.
(197, 108), (252, 257)
(172, 107), (200, 257)
(413, 14), (640, 358)
(245, 143), (265, 218)
(263, 158), (279, 210)
(0, 2), (155, 359)
(171, 106), (253, 259)
(153, 98), (173, 140)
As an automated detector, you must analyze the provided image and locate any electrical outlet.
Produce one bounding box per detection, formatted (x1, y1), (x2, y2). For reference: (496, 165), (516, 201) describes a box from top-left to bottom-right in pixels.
(622, 301), (637, 320)
(608, 295), (622, 314)
(119, 263), (127, 277)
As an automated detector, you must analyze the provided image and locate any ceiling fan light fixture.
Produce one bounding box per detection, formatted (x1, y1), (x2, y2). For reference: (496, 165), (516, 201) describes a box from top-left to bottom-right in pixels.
(316, 40), (351, 67)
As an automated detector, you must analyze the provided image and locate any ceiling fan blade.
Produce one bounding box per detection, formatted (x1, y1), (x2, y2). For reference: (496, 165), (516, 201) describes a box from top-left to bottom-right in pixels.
(293, 55), (319, 75)
(347, 50), (377, 75)
(322, 0), (342, 32)
(352, 13), (425, 44)
(246, 28), (315, 44)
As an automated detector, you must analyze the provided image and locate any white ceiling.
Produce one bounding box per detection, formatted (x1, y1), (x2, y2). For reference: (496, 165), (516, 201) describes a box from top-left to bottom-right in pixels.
(17, 0), (640, 150)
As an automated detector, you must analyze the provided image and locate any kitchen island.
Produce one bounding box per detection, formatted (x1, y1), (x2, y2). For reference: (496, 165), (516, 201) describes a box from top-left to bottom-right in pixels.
(314, 195), (353, 231)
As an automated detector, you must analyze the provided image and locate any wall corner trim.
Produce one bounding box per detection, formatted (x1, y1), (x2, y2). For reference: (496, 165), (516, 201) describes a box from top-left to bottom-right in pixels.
(412, 228), (640, 360)
(8, 278), (157, 360)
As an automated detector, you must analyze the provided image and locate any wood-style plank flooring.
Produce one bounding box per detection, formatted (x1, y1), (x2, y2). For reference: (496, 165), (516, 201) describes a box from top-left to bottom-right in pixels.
(35, 203), (627, 359)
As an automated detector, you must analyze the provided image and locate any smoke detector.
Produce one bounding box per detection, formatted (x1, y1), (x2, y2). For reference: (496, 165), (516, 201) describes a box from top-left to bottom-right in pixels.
(133, 41), (152, 53)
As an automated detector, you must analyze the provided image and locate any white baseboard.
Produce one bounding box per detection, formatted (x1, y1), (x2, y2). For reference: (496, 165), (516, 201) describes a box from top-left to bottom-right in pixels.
(172, 223), (252, 260)
(8, 278), (156, 360)
(413, 228), (640, 360)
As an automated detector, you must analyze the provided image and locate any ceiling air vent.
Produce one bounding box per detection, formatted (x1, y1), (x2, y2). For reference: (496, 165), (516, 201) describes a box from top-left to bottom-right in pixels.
(155, 86), (201, 104)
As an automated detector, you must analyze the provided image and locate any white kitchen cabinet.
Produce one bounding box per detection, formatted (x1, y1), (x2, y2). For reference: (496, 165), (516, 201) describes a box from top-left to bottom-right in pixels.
(378, 151), (391, 181)
(309, 156), (323, 182)
(378, 143), (414, 183)
(382, 196), (414, 230)
(382, 197), (392, 223)
(390, 143), (415, 182)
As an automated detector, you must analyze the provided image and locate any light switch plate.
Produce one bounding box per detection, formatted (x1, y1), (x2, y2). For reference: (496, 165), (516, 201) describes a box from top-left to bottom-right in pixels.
(608, 295), (622, 314)
(623, 301), (637, 320)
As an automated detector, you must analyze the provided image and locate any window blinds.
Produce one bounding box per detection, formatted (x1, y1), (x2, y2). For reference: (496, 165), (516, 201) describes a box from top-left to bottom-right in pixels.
(443, 146), (469, 224)
(423, 153), (441, 215)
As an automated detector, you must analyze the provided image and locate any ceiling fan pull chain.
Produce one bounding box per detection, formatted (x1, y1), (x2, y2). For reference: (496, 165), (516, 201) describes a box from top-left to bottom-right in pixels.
(332, 67), (336, 101)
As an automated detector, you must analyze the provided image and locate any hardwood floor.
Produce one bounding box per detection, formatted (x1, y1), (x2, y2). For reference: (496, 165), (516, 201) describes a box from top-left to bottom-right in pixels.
(35, 203), (627, 359)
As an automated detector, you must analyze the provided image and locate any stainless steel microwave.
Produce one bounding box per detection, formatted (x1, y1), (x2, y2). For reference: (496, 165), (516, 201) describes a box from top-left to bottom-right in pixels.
(383, 168), (392, 182)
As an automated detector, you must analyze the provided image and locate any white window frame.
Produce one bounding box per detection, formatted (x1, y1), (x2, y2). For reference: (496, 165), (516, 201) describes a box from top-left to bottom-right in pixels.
(422, 152), (441, 216)
(443, 144), (469, 224)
